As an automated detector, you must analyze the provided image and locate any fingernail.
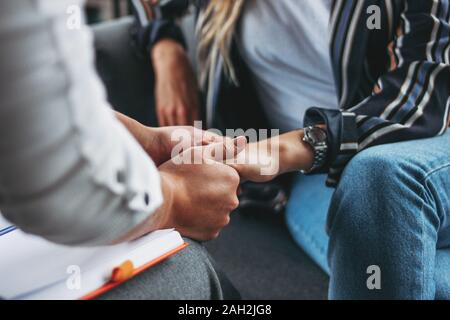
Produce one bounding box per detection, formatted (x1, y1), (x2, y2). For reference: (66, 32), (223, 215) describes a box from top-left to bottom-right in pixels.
(234, 136), (247, 147)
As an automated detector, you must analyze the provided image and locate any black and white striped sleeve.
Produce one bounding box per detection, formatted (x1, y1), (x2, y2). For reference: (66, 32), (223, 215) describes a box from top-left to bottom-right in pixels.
(305, 0), (450, 187)
(132, 0), (191, 52)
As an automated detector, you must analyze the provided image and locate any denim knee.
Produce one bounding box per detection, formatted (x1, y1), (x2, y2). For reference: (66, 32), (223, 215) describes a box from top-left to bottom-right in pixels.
(326, 135), (450, 299)
(326, 144), (434, 237)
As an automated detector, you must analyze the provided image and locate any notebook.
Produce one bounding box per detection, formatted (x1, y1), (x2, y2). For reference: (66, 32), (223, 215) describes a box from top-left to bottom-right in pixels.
(0, 214), (187, 300)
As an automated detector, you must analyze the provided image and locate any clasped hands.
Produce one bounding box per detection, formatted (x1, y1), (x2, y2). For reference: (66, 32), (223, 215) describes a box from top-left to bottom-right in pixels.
(115, 39), (313, 242)
(117, 113), (312, 242)
(152, 126), (313, 242)
(153, 126), (278, 241)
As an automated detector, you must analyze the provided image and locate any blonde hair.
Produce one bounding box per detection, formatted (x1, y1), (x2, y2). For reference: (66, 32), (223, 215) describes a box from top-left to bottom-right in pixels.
(197, 0), (245, 86)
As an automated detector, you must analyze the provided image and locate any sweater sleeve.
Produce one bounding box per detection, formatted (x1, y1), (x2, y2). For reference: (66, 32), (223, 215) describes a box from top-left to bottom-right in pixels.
(132, 0), (191, 52)
(304, 0), (450, 187)
(0, 0), (163, 246)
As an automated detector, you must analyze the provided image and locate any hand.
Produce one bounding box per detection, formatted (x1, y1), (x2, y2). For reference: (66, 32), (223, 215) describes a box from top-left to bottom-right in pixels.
(156, 139), (246, 241)
(145, 126), (232, 166)
(114, 138), (247, 243)
(152, 39), (200, 126)
(228, 138), (281, 183)
(115, 112), (229, 166)
(229, 130), (314, 183)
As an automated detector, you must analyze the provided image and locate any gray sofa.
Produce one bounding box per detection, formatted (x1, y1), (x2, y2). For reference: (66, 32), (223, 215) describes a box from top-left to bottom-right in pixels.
(92, 17), (329, 300)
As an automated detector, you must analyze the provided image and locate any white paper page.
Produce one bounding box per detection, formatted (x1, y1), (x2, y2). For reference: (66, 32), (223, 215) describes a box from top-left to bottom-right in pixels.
(0, 213), (16, 238)
(0, 228), (183, 300)
(25, 231), (183, 300)
(0, 213), (13, 230)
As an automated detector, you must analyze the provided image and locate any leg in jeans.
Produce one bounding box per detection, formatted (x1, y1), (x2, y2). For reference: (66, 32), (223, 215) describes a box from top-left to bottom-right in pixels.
(435, 248), (450, 300)
(328, 131), (450, 299)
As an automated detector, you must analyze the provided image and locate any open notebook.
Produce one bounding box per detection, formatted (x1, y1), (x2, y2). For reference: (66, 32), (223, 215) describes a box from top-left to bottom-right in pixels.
(0, 215), (186, 300)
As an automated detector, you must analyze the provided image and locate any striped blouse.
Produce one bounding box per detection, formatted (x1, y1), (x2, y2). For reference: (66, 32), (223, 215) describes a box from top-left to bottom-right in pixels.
(135, 0), (450, 186)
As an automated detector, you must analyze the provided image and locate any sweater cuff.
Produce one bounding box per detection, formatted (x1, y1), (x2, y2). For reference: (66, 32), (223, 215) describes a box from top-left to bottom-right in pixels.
(148, 20), (187, 51)
(304, 107), (358, 186)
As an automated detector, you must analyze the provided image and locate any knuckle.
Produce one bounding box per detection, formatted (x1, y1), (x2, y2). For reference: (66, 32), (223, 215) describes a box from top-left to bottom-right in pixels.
(227, 169), (240, 185)
(223, 197), (239, 212)
(203, 231), (220, 241)
(223, 143), (235, 159)
(162, 104), (173, 111)
(230, 198), (240, 210)
(210, 232), (220, 240)
(223, 215), (231, 226)
(162, 106), (173, 114)
(177, 107), (187, 115)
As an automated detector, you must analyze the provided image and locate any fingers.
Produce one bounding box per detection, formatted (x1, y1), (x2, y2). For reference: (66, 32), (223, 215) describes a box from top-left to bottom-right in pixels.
(223, 136), (247, 160)
(203, 136), (247, 162)
(227, 163), (248, 184)
(156, 106), (180, 126)
(222, 163), (242, 207)
(156, 106), (168, 127)
(234, 136), (248, 156)
(156, 87), (198, 126)
(177, 208), (236, 242)
(166, 107), (177, 126)
(201, 132), (225, 145)
(175, 107), (189, 126)
(190, 103), (201, 123)
(162, 156), (241, 242)
(179, 227), (222, 242)
(158, 105), (196, 126)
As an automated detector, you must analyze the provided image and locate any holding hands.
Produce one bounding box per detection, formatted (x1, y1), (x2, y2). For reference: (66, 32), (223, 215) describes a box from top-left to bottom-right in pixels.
(228, 130), (314, 183)
(117, 113), (314, 242)
(148, 38), (314, 184)
(154, 135), (247, 241)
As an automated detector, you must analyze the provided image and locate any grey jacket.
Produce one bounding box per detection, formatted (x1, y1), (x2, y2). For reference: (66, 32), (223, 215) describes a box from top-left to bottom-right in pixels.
(0, 0), (163, 246)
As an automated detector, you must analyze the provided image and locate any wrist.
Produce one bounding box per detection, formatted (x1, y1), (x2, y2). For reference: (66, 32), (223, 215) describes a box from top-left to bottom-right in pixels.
(142, 127), (168, 166)
(279, 130), (314, 173)
(155, 171), (176, 229)
(110, 168), (175, 243)
(151, 39), (186, 68)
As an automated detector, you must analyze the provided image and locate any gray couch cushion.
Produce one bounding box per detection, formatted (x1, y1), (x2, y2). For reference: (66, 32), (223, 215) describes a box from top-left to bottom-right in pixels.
(93, 17), (157, 126)
(206, 212), (328, 300)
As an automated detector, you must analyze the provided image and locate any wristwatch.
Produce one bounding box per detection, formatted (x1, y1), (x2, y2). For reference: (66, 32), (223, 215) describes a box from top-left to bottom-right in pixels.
(301, 126), (328, 173)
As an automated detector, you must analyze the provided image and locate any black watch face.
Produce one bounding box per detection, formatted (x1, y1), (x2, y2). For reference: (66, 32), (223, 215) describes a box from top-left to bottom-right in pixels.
(309, 128), (327, 142)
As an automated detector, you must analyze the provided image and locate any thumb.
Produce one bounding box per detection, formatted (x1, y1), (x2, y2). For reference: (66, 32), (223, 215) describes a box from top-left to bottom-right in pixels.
(227, 161), (248, 184)
(204, 136), (247, 162)
(233, 136), (248, 156)
(223, 136), (247, 160)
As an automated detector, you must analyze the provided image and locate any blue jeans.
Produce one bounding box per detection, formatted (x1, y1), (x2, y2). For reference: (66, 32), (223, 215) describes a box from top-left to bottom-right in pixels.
(285, 130), (450, 299)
